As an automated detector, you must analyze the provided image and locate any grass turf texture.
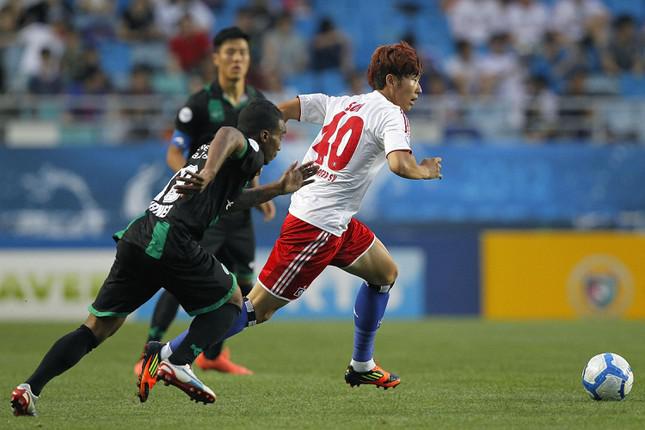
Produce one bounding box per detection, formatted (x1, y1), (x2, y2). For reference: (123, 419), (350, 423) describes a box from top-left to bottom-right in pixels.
(1, 320), (643, 429)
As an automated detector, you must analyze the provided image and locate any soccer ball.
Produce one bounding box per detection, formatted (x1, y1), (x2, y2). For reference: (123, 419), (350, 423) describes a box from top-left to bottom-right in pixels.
(582, 353), (634, 401)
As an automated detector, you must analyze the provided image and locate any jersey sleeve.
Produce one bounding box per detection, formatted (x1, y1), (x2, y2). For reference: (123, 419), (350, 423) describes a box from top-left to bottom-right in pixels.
(173, 94), (206, 144)
(239, 138), (264, 177)
(379, 108), (412, 155)
(297, 93), (329, 124)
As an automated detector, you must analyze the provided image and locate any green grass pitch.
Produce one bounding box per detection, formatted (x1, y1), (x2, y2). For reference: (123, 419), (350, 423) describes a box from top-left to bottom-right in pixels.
(1, 320), (643, 429)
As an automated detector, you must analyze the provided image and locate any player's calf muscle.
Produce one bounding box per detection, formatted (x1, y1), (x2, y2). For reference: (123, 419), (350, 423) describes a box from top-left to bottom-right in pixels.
(83, 315), (125, 343)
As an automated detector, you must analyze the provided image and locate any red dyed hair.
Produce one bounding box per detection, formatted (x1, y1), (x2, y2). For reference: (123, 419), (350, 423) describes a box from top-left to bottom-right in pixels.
(366, 41), (422, 90)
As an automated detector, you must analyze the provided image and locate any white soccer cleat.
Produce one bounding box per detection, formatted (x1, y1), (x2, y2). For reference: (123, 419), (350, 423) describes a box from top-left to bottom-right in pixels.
(157, 360), (216, 404)
(10, 383), (38, 417)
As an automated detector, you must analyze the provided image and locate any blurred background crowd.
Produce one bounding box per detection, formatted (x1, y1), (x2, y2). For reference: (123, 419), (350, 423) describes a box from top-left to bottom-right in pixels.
(1, 0), (645, 145)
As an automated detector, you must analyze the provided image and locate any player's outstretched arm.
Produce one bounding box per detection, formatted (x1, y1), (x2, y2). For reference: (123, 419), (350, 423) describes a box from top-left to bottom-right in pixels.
(387, 150), (442, 180)
(231, 161), (319, 210)
(166, 145), (187, 172)
(174, 127), (246, 195)
(278, 97), (301, 122)
(251, 176), (277, 221)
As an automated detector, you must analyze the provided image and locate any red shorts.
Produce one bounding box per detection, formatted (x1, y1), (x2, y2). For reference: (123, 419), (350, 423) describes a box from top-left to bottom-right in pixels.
(258, 214), (376, 301)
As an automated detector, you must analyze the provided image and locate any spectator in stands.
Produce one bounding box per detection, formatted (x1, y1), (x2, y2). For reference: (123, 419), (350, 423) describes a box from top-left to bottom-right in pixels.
(59, 29), (86, 88)
(66, 66), (112, 121)
(120, 64), (158, 141)
(73, 0), (116, 45)
(424, 71), (478, 141)
(118, 0), (161, 42)
(234, 6), (268, 88)
(603, 15), (644, 75)
(479, 32), (525, 129)
(16, 13), (64, 87)
(558, 67), (594, 140)
(567, 33), (605, 76)
(522, 74), (558, 141)
(506, 0), (548, 54)
(443, 0), (504, 47)
(261, 12), (308, 82)
(310, 17), (352, 75)
(155, 0), (215, 37)
(27, 47), (63, 94)
(0, 1), (21, 92)
(528, 31), (572, 93)
(169, 13), (210, 74)
(550, 0), (608, 45)
(479, 33), (523, 99)
(444, 39), (482, 97)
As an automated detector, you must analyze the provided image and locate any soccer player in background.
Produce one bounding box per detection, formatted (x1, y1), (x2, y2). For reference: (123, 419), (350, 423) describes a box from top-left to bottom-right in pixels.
(10, 99), (319, 416)
(134, 26), (275, 376)
(140, 41), (442, 402)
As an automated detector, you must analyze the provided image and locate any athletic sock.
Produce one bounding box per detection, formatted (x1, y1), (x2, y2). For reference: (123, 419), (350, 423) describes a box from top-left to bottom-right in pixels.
(168, 298), (255, 352)
(351, 282), (390, 366)
(26, 325), (99, 396)
(147, 291), (180, 342)
(350, 358), (377, 373)
(168, 303), (240, 365)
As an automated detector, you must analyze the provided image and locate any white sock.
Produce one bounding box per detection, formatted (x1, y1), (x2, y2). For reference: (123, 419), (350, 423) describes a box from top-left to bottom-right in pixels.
(160, 343), (172, 361)
(350, 358), (376, 373)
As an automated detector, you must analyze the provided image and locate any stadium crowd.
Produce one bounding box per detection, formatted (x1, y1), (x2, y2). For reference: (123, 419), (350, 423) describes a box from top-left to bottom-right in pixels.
(0, 0), (644, 143)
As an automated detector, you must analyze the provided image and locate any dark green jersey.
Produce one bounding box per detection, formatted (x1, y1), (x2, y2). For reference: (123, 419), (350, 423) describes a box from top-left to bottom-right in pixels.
(117, 138), (265, 261)
(173, 81), (264, 158)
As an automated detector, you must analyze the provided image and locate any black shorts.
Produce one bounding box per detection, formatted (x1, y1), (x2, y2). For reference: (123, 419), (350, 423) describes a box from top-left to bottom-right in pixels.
(201, 210), (255, 288)
(89, 240), (237, 318)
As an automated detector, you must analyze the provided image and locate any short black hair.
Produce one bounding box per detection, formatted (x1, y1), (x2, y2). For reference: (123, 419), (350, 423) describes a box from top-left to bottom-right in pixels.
(212, 26), (250, 50)
(237, 99), (282, 139)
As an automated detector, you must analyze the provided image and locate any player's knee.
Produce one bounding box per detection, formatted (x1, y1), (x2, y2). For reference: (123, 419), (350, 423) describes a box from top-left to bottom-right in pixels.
(386, 263), (399, 285)
(376, 262), (398, 286)
(228, 286), (244, 310)
(365, 261), (398, 293)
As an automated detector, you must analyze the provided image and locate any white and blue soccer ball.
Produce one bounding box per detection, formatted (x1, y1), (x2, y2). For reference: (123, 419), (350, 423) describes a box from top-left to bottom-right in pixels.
(582, 353), (634, 401)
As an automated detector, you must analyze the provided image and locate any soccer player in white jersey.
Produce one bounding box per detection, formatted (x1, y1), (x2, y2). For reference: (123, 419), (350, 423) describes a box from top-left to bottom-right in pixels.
(140, 41), (442, 401)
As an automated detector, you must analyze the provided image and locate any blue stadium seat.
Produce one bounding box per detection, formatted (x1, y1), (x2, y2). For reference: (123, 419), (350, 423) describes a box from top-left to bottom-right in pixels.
(604, 0), (645, 21)
(618, 73), (645, 97)
(316, 69), (348, 95)
(130, 42), (169, 70)
(285, 72), (317, 94)
(98, 40), (133, 89)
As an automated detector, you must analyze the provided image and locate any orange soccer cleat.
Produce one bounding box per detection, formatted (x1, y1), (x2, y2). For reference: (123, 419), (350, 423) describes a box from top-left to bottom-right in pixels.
(344, 364), (401, 390)
(137, 341), (163, 403)
(194, 347), (253, 375)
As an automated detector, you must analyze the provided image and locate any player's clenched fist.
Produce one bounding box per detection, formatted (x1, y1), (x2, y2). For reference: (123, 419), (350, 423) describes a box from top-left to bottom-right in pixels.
(420, 157), (442, 180)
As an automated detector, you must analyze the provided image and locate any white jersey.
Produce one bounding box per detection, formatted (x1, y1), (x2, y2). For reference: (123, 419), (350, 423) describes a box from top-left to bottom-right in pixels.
(289, 91), (412, 236)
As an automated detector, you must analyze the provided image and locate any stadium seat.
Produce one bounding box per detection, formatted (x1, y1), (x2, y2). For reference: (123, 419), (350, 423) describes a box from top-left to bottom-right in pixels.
(98, 40), (133, 90)
(130, 42), (169, 70)
(604, 0), (645, 21)
(317, 70), (348, 95)
(618, 73), (645, 98)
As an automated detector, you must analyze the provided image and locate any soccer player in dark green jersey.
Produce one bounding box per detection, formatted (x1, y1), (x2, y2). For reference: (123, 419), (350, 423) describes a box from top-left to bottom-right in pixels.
(10, 99), (318, 416)
(137, 26), (274, 376)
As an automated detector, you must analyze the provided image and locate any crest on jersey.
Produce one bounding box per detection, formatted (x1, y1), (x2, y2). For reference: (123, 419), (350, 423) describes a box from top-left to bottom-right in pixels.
(178, 107), (193, 123)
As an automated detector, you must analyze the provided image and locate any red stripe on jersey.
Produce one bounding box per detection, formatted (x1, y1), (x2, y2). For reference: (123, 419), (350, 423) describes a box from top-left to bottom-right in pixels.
(400, 109), (410, 134)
